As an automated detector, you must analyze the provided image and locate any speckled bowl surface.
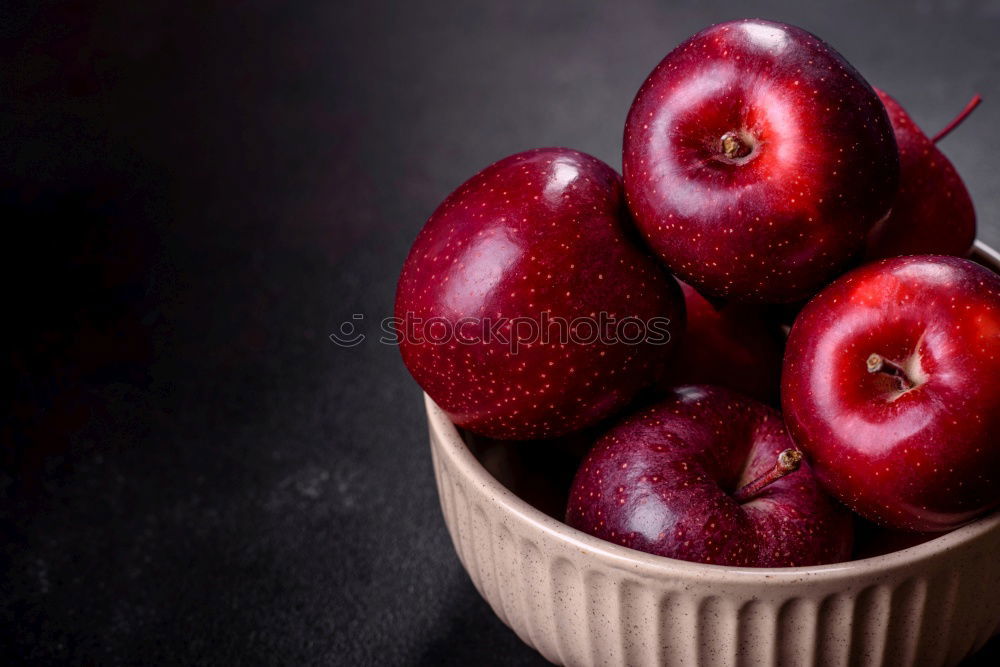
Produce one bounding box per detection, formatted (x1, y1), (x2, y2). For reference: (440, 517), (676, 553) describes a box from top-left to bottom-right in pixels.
(425, 242), (1000, 667)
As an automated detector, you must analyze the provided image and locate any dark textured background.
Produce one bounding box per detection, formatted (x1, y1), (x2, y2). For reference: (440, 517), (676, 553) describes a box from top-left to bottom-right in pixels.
(2, 1), (998, 664)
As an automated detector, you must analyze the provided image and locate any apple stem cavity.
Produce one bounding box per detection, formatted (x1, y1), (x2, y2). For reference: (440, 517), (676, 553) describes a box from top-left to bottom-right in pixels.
(733, 449), (803, 503)
(931, 94), (983, 144)
(720, 131), (753, 160)
(866, 353), (914, 391)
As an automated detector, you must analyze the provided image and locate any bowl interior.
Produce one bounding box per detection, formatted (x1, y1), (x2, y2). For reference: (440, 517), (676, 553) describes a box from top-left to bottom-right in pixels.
(456, 240), (1000, 566)
(460, 426), (941, 561)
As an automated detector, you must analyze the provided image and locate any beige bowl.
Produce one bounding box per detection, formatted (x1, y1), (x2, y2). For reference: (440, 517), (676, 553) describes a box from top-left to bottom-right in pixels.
(425, 241), (1000, 667)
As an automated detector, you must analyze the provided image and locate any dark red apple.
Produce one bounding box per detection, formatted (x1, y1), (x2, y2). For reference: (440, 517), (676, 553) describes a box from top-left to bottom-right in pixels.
(622, 19), (898, 303)
(865, 88), (978, 259)
(396, 148), (685, 440)
(662, 281), (784, 404)
(782, 255), (1000, 532)
(566, 385), (853, 566)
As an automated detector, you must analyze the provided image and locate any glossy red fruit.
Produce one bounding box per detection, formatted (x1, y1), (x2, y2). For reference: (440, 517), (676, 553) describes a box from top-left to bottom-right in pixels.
(566, 385), (853, 566)
(782, 256), (1000, 532)
(623, 19), (899, 303)
(396, 148), (685, 440)
(663, 281), (784, 404)
(866, 89), (977, 259)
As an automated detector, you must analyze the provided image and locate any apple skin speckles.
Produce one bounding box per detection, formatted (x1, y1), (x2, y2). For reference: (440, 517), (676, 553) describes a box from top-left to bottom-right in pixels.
(622, 19), (899, 304)
(395, 148), (685, 440)
(566, 385), (853, 567)
(782, 255), (1000, 532)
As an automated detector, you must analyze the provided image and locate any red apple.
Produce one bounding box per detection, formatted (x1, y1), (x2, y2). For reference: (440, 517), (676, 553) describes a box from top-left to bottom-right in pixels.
(782, 255), (1000, 532)
(662, 281), (784, 404)
(396, 148), (685, 440)
(566, 385), (853, 566)
(622, 19), (898, 303)
(866, 89), (978, 259)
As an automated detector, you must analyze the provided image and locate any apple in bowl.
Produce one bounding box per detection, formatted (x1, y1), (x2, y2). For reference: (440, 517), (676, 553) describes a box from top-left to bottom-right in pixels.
(566, 385), (852, 567)
(622, 19), (898, 303)
(396, 147), (685, 440)
(782, 255), (1000, 532)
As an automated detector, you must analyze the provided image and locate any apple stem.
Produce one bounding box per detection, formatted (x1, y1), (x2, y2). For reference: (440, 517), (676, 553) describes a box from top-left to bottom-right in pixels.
(733, 449), (803, 503)
(720, 132), (752, 159)
(931, 94), (982, 143)
(866, 353), (913, 390)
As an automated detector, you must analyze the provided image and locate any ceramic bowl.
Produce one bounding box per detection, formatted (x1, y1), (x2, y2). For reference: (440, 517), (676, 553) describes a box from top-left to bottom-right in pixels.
(425, 241), (1000, 667)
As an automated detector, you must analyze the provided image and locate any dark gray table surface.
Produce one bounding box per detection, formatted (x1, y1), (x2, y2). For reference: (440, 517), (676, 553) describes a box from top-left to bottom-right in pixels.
(2, 1), (998, 664)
